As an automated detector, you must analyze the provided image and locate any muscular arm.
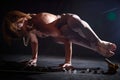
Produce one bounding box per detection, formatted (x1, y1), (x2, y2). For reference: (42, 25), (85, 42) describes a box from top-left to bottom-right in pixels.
(28, 32), (38, 66)
(65, 40), (72, 64)
(56, 36), (73, 68)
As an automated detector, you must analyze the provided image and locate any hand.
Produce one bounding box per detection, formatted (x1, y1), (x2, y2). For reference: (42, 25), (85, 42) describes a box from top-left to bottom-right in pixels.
(59, 63), (74, 71)
(59, 63), (72, 68)
(26, 59), (37, 67)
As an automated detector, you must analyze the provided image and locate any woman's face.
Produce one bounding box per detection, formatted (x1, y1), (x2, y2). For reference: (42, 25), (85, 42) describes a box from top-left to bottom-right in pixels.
(11, 17), (28, 37)
(15, 17), (27, 30)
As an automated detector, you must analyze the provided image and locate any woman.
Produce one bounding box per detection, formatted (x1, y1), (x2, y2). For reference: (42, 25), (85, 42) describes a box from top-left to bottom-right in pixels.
(2, 10), (117, 67)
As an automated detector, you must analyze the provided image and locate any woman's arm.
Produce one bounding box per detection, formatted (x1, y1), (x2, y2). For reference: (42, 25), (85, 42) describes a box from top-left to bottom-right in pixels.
(27, 32), (38, 66)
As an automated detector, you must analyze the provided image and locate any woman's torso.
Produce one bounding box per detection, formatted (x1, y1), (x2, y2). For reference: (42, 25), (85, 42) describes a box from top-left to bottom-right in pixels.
(29, 12), (62, 37)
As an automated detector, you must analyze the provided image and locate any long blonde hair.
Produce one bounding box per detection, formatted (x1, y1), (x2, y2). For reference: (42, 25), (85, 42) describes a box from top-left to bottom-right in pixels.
(2, 10), (31, 45)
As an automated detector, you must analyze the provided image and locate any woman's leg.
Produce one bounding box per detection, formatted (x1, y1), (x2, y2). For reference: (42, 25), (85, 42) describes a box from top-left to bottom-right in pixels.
(61, 14), (116, 57)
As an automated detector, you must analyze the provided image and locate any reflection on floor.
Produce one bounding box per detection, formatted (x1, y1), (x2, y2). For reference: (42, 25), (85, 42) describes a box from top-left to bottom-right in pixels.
(0, 54), (120, 80)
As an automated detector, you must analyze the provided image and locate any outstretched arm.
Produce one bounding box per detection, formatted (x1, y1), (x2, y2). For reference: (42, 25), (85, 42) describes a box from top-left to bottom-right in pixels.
(57, 36), (73, 68)
(27, 32), (38, 66)
(63, 40), (72, 67)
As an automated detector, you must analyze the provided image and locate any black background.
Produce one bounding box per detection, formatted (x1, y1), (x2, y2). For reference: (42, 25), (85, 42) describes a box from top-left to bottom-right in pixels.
(0, 0), (120, 61)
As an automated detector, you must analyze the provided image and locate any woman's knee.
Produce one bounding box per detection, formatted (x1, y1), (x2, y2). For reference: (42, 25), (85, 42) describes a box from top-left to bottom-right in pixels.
(71, 14), (81, 20)
(67, 14), (83, 28)
(64, 13), (81, 20)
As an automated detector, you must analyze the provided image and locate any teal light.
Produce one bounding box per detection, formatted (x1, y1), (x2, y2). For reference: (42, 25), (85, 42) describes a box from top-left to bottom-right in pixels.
(107, 12), (117, 21)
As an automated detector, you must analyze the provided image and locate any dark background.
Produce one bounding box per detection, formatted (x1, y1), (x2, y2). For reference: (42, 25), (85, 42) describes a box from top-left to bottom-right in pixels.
(0, 0), (120, 62)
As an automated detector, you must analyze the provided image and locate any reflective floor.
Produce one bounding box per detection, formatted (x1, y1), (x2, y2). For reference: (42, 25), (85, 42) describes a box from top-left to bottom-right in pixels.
(0, 54), (120, 80)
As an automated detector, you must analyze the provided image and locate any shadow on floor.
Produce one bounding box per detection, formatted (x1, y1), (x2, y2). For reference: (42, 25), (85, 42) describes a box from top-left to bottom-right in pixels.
(0, 59), (120, 80)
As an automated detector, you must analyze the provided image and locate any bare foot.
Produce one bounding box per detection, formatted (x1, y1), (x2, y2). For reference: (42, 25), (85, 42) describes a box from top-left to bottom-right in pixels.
(97, 40), (117, 57)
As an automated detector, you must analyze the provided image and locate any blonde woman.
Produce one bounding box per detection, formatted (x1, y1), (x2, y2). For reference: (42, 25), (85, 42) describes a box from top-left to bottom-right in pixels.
(2, 10), (117, 68)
